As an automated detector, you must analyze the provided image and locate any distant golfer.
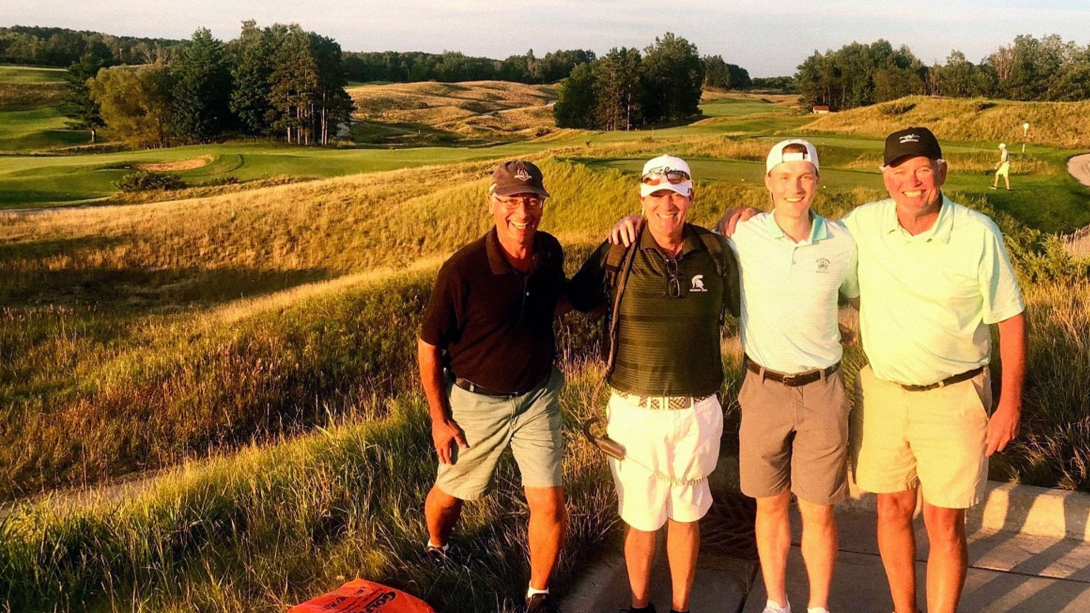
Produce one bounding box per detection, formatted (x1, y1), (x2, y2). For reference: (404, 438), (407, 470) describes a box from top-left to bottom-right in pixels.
(418, 160), (566, 613)
(991, 143), (1011, 190)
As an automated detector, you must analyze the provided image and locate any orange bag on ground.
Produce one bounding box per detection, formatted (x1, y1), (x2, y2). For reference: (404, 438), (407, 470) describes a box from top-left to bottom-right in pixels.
(288, 579), (437, 613)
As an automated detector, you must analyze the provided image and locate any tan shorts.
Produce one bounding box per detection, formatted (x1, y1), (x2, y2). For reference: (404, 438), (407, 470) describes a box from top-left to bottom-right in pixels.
(738, 368), (850, 506)
(850, 365), (992, 509)
(606, 391), (723, 531)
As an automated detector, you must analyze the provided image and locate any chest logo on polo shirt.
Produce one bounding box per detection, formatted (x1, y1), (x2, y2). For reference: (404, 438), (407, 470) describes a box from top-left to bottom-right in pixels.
(815, 258), (831, 273)
(690, 275), (708, 292)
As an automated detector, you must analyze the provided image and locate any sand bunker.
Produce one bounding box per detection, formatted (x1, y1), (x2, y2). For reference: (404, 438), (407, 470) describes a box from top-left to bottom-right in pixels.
(134, 155), (213, 172)
(1068, 153), (1090, 188)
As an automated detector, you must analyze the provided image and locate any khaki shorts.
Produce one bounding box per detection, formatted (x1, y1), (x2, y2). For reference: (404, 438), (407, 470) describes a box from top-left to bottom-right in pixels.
(850, 364), (992, 509)
(607, 391), (723, 531)
(738, 368), (850, 506)
(996, 162), (1011, 177)
(435, 367), (565, 500)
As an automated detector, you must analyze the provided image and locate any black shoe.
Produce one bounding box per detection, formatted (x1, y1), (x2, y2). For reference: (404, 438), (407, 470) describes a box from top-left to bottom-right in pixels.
(621, 605), (656, 613)
(525, 593), (562, 613)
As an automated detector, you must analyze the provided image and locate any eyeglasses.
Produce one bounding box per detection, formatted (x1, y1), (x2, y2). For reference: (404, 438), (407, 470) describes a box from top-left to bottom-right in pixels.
(493, 195), (545, 211)
(641, 169), (690, 186)
(665, 258), (681, 298)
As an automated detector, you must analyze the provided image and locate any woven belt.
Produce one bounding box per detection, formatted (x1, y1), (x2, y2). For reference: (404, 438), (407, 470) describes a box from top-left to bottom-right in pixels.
(745, 357), (840, 387)
(454, 377), (523, 398)
(900, 366), (985, 392)
(613, 390), (713, 410)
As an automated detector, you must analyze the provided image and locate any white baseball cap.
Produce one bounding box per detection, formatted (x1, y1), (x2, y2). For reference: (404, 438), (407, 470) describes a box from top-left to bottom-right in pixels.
(999, 143), (1006, 149)
(765, 139), (820, 175)
(640, 154), (693, 197)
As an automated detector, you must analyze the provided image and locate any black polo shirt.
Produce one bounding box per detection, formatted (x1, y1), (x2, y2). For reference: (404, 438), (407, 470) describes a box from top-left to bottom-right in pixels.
(420, 227), (565, 394)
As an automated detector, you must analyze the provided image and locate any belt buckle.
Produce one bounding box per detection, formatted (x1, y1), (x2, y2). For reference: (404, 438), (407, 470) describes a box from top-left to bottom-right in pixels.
(780, 373), (799, 386)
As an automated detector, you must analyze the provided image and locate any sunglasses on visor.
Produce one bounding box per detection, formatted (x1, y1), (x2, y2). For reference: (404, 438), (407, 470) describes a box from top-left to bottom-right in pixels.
(641, 169), (690, 186)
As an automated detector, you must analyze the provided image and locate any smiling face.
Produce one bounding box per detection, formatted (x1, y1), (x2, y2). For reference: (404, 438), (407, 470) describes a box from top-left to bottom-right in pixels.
(490, 191), (544, 248)
(765, 159), (818, 219)
(641, 188), (693, 241)
(882, 155), (947, 217)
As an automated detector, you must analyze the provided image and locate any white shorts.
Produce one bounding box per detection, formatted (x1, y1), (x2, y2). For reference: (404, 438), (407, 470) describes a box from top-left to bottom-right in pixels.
(606, 391), (723, 531)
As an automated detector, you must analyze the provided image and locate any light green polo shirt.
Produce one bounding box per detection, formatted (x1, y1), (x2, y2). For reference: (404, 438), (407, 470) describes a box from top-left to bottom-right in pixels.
(728, 211), (859, 374)
(842, 195), (1024, 386)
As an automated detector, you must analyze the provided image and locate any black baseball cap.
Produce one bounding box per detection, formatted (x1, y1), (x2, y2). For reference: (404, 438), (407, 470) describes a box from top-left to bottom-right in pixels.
(883, 127), (943, 167)
(489, 160), (550, 198)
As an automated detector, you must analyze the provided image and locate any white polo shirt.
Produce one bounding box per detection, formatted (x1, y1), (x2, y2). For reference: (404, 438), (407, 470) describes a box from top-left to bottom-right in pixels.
(729, 211), (859, 374)
(842, 196), (1024, 386)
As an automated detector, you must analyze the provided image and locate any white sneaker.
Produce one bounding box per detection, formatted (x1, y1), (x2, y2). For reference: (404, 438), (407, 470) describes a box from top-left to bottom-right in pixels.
(762, 600), (790, 613)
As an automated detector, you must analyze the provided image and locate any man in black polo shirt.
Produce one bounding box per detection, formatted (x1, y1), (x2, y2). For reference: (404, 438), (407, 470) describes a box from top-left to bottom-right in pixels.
(418, 160), (566, 613)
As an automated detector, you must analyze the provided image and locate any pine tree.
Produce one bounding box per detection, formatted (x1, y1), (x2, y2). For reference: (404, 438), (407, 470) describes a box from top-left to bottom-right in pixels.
(61, 53), (106, 143)
(172, 28), (232, 144)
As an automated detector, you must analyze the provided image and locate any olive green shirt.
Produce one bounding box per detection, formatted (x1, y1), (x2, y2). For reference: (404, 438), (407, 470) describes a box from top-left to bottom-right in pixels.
(568, 224), (740, 397)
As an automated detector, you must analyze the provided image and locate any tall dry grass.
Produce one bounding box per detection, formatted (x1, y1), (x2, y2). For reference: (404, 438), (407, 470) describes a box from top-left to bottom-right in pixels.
(802, 95), (1090, 150)
(0, 373), (616, 613)
(348, 81), (557, 142)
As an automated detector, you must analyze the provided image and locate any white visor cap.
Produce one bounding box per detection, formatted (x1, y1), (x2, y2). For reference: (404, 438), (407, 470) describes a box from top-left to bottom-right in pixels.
(640, 154), (694, 198)
(765, 139), (820, 175)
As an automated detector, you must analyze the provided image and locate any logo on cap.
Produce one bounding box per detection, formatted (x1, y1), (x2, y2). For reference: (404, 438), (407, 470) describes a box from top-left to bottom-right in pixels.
(899, 134), (920, 144)
(513, 164), (531, 182)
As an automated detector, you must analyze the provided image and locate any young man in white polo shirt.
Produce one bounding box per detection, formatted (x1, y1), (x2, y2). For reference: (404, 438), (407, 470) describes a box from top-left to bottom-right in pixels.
(731, 141), (858, 613)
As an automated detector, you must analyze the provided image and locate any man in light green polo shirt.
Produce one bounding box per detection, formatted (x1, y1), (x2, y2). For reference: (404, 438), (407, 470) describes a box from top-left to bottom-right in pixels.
(731, 140), (857, 613)
(843, 127), (1025, 613)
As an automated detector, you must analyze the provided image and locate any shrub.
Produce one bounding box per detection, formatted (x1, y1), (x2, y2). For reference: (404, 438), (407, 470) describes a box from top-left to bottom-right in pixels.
(115, 170), (186, 192)
(202, 176), (240, 187)
(878, 100), (916, 116)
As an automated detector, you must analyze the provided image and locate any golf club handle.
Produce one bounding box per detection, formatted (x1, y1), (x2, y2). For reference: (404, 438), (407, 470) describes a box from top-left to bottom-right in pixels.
(581, 416), (626, 461)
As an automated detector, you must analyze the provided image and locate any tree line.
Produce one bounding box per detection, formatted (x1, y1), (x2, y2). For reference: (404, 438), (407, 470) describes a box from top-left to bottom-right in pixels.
(797, 34), (1090, 111)
(66, 22), (352, 148)
(0, 25), (184, 67)
(554, 33), (745, 130)
(343, 49), (595, 84)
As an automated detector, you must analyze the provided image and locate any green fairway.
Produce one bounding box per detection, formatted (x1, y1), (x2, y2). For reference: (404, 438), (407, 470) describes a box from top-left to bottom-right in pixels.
(1, 93), (1087, 234)
(576, 156), (886, 192)
(0, 107), (90, 152)
(0, 65), (67, 83)
(0, 112), (803, 207)
(700, 97), (792, 117)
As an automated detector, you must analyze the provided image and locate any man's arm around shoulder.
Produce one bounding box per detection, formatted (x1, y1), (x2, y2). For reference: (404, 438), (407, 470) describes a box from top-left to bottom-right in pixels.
(418, 337), (468, 465)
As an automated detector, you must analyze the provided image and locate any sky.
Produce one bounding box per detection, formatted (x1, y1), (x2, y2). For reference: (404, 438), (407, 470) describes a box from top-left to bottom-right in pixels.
(4, 1), (1090, 77)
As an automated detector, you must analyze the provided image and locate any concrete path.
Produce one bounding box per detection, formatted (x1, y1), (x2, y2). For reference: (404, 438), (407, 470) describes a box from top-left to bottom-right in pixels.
(563, 481), (1090, 613)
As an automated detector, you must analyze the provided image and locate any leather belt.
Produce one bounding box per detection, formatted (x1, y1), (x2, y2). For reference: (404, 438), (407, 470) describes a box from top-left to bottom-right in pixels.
(900, 366), (985, 392)
(745, 357), (839, 387)
(612, 389), (714, 410)
(454, 377), (523, 398)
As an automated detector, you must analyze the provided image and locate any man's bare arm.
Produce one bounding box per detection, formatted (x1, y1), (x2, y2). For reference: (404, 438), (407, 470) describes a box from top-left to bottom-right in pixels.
(986, 313), (1026, 456)
(715, 207), (760, 236)
(418, 337), (468, 464)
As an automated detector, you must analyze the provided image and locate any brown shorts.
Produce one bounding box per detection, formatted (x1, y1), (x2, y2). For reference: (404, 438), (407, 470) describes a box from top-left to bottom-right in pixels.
(738, 368), (850, 505)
